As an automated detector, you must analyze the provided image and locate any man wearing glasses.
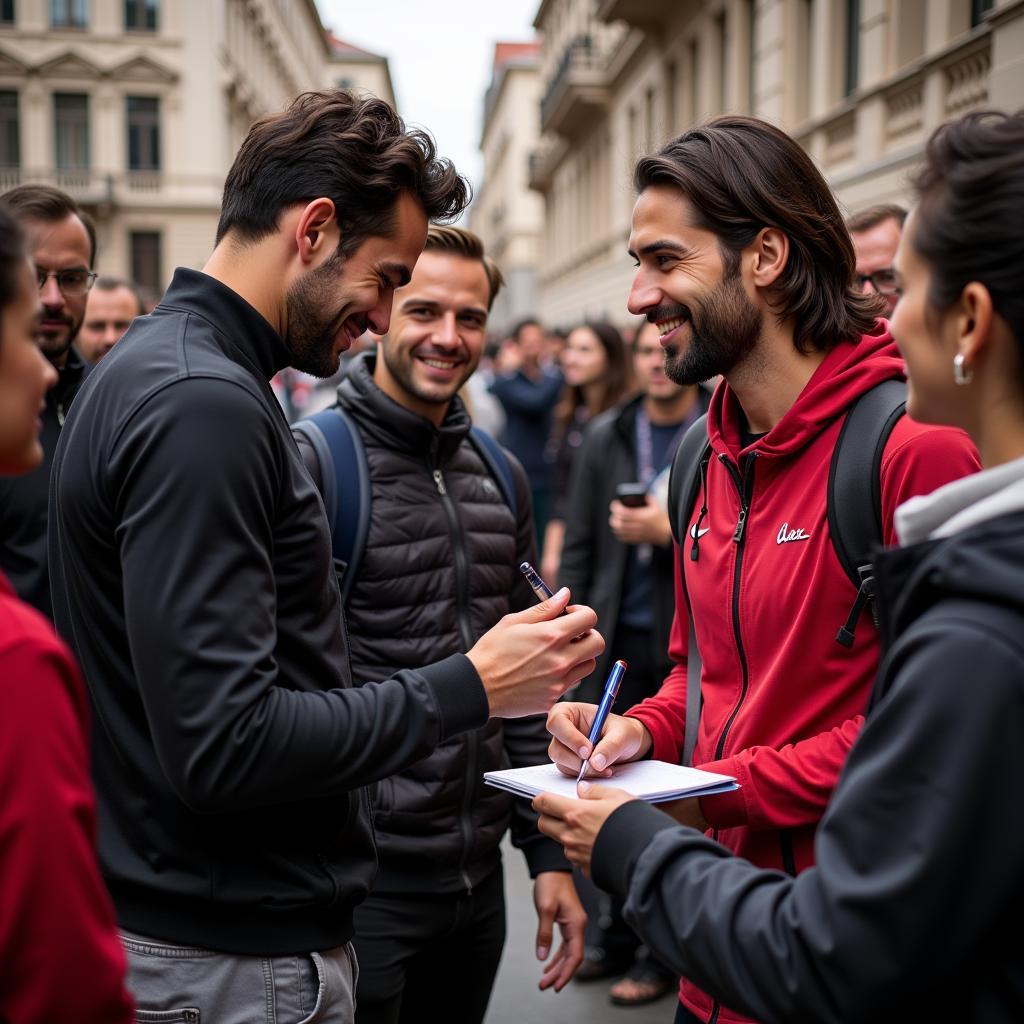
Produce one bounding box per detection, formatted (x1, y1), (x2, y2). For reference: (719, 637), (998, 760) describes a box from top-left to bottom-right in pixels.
(0, 184), (96, 620)
(847, 203), (906, 314)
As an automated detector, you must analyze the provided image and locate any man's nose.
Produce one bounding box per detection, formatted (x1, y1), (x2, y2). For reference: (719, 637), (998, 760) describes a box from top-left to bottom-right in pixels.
(39, 274), (64, 308)
(627, 273), (659, 316)
(433, 312), (459, 347)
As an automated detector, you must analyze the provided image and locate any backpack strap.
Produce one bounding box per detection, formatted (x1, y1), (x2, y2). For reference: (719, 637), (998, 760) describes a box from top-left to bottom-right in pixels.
(667, 412), (712, 767)
(468, 426), (518, 522)
(293, 406), (371, 606)
(828, 378), (907, 648)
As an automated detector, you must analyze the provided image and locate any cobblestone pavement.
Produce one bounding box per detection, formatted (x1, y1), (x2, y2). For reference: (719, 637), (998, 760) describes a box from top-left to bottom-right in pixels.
(486, 838), (675, 1024)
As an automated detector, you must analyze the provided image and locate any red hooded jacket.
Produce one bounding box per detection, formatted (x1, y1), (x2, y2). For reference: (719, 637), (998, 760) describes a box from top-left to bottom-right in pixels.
(625, 327), (980, 1024)
(0, 573), (133, 1024)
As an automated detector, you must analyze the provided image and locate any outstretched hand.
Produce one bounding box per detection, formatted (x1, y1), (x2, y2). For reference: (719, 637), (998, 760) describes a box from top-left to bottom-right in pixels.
(534, 783), (638, 877)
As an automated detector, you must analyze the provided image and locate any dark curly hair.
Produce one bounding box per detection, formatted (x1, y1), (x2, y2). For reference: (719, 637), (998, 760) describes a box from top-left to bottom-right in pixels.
(216, 89), (471, 255)
(634, 116), (882, 354)
(911, 109), (1024, 350)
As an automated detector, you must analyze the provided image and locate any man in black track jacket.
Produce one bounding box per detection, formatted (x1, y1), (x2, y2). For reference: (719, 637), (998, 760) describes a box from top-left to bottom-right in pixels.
(296, 225), (586, 1024)
(48, 91), (602, 1023)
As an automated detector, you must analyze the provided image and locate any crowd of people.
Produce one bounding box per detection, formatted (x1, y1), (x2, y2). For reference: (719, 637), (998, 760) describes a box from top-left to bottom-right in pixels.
(0, 80), (1021, 1024)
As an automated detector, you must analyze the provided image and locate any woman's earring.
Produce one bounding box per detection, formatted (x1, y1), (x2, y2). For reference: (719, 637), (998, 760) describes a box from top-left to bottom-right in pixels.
(953, 352), (973, 386)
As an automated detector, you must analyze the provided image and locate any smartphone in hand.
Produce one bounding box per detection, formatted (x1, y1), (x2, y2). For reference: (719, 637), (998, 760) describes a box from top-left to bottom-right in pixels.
(615, 482), (649, 508)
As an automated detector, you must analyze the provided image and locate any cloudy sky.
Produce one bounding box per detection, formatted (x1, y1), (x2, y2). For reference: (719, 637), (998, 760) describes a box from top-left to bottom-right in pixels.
(315, 0), (539, 208)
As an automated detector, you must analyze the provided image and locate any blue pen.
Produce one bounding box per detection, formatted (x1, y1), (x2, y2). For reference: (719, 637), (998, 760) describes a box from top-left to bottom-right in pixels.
(576, 659), (628, 787)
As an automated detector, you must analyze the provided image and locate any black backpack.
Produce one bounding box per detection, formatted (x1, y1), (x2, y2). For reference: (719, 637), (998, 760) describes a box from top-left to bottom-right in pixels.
(667, 378), (906, 765)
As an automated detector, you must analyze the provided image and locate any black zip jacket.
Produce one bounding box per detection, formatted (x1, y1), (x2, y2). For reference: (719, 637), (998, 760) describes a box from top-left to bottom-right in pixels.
(591, 510), (1024, 1023)
(0, 345), (88, 620)
(48, 269), (489, 955)
(295, 354), (568, 893)
(559, 393), (707, 699)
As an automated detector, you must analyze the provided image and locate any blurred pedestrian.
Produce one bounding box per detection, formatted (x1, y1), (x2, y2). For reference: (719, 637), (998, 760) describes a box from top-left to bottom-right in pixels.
(489, 317), (564, 547)
(541, 321), (630, 584)
(0, 201), (133, 1024)
(78, 276), (144, 363)
(848, 203), (906, 314)
(0, 184), (95, 621)
(536, 108), (1024, 1024)
(49, 90), (602, 1022)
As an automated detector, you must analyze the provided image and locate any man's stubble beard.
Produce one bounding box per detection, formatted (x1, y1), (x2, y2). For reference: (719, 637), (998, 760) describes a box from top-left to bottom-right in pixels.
(285, 251), (351, 379)
(663, 269), (762, 388)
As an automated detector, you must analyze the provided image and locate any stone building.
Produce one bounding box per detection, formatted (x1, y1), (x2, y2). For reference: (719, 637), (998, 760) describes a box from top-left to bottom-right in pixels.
(473, 40), (544, 336)
(0, 0), (395, 292)
(526, 0), (1024, 329)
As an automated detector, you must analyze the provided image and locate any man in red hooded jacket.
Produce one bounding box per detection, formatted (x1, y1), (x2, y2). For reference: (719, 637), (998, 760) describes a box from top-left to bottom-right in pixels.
(545, 116), (980, 1024)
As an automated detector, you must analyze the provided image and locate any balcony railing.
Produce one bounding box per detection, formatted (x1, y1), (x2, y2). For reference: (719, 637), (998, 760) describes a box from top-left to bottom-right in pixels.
(540, 34), (611, 135)
(0, 168), (224, 209)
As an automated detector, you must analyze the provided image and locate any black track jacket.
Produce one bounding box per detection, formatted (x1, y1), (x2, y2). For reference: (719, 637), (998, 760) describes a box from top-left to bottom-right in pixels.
(48, 269), (490, 955)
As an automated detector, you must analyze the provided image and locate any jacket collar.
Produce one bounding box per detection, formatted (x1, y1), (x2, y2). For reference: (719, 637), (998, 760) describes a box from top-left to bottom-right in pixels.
(335, 350), (471, 464)
(707, 320), (904, 461)
(49, 343), (90, 412)
(156, 267), (292, 381)
(895, 454), (1024, 544)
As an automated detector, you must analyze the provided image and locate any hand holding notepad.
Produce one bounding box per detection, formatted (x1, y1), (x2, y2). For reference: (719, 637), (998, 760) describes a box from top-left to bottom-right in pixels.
(484, 760), (737, 804)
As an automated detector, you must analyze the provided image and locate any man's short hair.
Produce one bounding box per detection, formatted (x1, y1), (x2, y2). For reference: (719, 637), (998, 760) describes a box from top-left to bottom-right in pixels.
(422, 225), (504, 311)
(93, 276), (146, 316)
(846, 203), (908, 234)
(216, 89), (470, 256)
(634, 116), (881, 354)
(511, 317), (541, 342)
(2, 184), (97, 266)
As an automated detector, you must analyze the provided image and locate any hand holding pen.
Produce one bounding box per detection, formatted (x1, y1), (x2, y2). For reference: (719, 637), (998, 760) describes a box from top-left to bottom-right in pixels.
(575, 659), (627, 788)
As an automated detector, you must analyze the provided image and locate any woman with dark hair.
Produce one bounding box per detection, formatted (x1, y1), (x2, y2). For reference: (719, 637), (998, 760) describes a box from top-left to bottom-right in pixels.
(541, 321), (631, 583)
(0, 203), (133, 1020)
(535, 109), (1024, 1023)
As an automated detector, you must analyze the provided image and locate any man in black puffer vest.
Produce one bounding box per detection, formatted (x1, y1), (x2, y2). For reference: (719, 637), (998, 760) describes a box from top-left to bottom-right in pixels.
(295, 226), (586, 1024)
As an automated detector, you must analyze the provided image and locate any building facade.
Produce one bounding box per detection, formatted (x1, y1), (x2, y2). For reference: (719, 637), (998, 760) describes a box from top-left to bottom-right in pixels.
(0, 0), (395, 294)
(527, 0), (1024, 329)
(473, 40), (544, 337)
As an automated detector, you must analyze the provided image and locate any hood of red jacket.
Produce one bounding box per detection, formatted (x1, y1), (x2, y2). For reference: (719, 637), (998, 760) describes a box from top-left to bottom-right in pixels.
(707, 319), (904, 461)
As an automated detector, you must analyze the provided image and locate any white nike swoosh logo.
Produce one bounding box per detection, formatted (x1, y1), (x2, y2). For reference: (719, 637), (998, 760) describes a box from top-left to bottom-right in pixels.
(689, 524), (710, 540)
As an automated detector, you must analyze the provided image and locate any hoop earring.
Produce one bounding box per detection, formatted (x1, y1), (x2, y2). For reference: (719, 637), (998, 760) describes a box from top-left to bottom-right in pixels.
(953, 352), (973, 386)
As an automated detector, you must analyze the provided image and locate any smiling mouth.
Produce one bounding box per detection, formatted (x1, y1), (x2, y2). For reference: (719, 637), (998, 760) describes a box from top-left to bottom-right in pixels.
(656, 314), (690, 344)
(418, 356), (462, 371)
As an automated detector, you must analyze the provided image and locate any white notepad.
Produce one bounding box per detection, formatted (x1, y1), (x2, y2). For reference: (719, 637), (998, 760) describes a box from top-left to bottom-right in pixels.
(483, 760), (738, 804)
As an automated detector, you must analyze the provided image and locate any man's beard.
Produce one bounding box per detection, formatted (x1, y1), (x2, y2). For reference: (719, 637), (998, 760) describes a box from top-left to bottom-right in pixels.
(285, 252), (360, 378)
(38, 310), (82, 365)
(658, 270), (762, 387)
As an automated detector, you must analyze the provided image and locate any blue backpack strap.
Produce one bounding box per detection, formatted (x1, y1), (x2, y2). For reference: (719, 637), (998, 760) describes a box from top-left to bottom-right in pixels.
(468, 426), (517, 521)
(294, 406), (371, 606)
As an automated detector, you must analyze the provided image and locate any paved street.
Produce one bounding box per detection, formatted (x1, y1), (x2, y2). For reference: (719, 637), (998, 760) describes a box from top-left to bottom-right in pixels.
(486, 839), (675, 1024)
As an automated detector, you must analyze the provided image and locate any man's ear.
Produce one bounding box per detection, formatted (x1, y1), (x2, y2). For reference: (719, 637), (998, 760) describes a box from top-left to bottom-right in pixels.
(956, 281), (994, 371)
(748, 227), (788, 289)
(294, 198), (339, 266)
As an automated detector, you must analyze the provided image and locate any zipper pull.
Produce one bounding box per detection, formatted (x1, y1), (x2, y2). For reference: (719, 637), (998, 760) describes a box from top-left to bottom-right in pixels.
(733, 505), (748, 544)
(432, 469), (447, 496)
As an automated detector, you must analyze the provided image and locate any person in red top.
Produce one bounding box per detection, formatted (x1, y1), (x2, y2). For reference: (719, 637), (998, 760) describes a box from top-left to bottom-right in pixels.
(0, 201), (133, 1023)
(545, 116), (979, 1024)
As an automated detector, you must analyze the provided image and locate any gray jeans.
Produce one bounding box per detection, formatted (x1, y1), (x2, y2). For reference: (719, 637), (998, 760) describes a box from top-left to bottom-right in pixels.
(121, 930), (358, 1024)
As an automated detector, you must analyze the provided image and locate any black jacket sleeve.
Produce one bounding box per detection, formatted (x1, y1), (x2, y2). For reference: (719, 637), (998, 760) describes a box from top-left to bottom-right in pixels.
(110, 378), (489, 814)
(592, 616), (1024, 1023)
